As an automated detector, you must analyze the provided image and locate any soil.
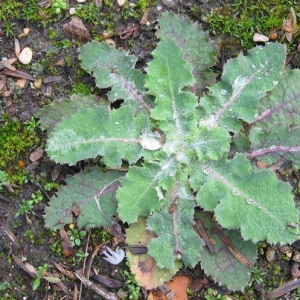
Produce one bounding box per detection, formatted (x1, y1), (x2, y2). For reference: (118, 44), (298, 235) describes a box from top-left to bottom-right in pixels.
(0, 0), (300, 299)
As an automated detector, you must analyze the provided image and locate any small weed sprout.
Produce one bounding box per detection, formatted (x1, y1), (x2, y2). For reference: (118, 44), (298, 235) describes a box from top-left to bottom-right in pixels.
(204, 288), (227, 300)
(30, 190), (43, 204)
(32, 263), (48, 291)
(76, 249), (89, 262)
(67, 229), (87, 246)
(0, 171), (9, 191)
(247, 267), (266, 287)
(23, 117), (41, 132)
(122, 261), (141, 300)
(52, 0), (67, 14)
(2, 22), (15, 37)
(15, 199), (34, 217)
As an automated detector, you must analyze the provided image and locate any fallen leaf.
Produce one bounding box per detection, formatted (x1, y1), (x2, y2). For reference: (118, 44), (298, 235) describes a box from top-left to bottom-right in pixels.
(18, 28), (30, 38)
(2, 69), (35, 80)
(59, 228), (73, 257)
(52, 164), (62, 181)
(0, 58), (17, 70)
(14, 38), (21, 57)
(140, 8), (151, 25)
(63, 17), (91, 42)
(150, 276), (191, 300)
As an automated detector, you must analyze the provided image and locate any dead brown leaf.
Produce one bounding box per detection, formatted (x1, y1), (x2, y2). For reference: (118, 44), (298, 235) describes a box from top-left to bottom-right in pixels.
(2, 69), (35, 80)
(37, 0), (51, 8)
(52, 164), (62, 181)
(265, 279), (300, 299)
(140, 8), (151, 25)
(0, 58), (17, 70)
(63, 17), (91, 42)
(59, 228), (73, 257)
(0, 226), (20, 248)
(43, 75), (63, 84)
(14, 38), (21, 57)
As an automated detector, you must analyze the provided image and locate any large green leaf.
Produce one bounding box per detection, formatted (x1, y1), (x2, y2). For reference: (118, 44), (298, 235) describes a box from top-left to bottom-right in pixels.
(195, 154), (299, 244)
(126, 218), (182, 289)
(36, 94), (103, 132)
(79, 41), (150, 113)
(156, 12), (216, 96)
(147, 196), (204, 269)
(199, 43), (286, 132)
(44, 167), (123, 230)
(145, 38), (198, 135)
(196, 211), (256, 291)
(117, 158), (178, 223)
(46, 105), (148, 166)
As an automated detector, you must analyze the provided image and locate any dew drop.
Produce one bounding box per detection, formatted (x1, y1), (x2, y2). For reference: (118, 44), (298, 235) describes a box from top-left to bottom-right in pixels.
(221, 89), (228, 96)
(202, 166), (210, 174)
(115, 122), (120, 125)
(247, 198), (254, 204)
(251, 64), (256, 69)
(273, 80), (278, 86)
(259, 63), (265, 68)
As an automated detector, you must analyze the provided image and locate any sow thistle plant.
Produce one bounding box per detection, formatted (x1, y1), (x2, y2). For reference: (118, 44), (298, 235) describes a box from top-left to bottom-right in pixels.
(39, 12), (300, 291)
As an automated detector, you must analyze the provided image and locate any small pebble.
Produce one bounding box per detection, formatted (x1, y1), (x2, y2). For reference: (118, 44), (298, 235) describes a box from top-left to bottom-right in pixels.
(293, 251), (300, 262)
(16, 79), (27, 89)
(266, 247), (276, 262)
(117, 0), (126, 6)
(18, 47), (33, 65)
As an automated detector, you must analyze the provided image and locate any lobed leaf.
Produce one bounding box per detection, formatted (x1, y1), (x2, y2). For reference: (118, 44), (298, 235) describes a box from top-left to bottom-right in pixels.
(248, 126), (300, 165)
(195, 154), (299, 244)
(36, 94), (102, 132)
(145, 38), (198, 136)
(199, 43), (286, 132)
(156, 12), (216, 96)
(79, 41), (150, 112)
(44, 167), (123, 230)
(125, 218), (182, 289)
(248, 70), (300, 164)
(147, 197), (204, 269)
(117, 158), (178, 223)
(46, 105), (148, 166)
(196, 211), (256, 291)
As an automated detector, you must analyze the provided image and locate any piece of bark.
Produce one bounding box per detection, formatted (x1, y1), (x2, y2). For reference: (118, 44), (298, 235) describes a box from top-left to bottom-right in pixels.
(2, 69), (35, 80)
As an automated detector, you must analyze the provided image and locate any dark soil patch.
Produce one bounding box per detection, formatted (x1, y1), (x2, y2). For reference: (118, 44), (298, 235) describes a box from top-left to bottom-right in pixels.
(1, 1), (300, 299)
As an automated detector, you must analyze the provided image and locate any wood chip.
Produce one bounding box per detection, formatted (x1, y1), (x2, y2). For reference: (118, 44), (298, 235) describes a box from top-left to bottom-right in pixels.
(92, 274), (123, 288)
(63, 17), (91, 42)
(29, 147), (44, 162)
(52, 164), (62, 181)
(0, 226), (20, 248)
(43, 75), (63, 84)
(0, 75), (6, 92)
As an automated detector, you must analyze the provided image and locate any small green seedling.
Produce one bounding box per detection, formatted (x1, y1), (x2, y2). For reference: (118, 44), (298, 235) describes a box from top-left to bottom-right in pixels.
(0, 171), (9, 191)
(32, 263), (48, 291)
(23, 117), (41, 132)
(52, 0), (66, 14)
(123, 262), (141, 300)
(76, 249), (89, 262)
(15, 199), (34, 217)
(30, 190), (43, 204)
(67, 229), (87, 247)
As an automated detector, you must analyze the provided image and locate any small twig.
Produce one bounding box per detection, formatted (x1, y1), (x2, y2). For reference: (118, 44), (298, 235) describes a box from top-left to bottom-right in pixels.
(74, 271), (120, 300)
(33, 181), (51, 201)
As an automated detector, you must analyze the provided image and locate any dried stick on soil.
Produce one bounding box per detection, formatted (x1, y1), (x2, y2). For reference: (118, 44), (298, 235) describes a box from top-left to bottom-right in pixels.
(74, 271), (120, 300)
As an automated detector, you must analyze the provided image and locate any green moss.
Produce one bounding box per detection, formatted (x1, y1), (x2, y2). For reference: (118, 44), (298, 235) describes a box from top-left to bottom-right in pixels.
(0, 0), (23, 21)
(75, 2), (101, 24)
(47, 28), (59, 39)
(205, 0), (300, 50)
(0, 114), (39, 184)
(69, 82), (90, 96)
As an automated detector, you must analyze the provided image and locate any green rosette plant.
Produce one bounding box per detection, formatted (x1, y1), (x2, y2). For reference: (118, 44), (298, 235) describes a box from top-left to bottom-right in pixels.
(39, 12), (300, 291)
